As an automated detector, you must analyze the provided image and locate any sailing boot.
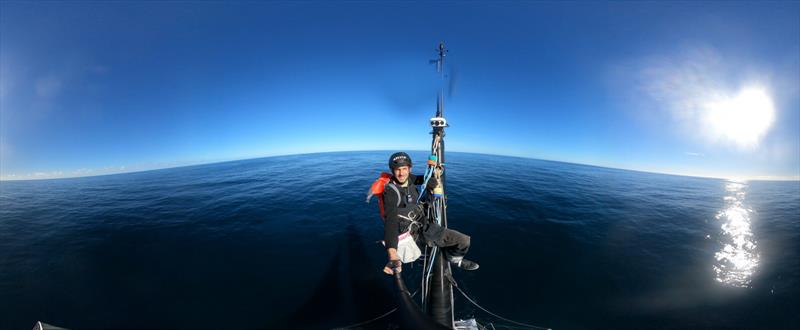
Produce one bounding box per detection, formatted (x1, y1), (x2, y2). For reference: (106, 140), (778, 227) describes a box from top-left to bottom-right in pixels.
(454, 258), (479, 271)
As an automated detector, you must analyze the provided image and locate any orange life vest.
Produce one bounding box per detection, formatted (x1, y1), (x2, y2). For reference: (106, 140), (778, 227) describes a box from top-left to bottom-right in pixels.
(365, 172), (395, 220)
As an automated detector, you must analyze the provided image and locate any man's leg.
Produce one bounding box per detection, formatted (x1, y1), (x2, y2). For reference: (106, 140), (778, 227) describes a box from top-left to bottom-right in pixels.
(434, 228), (478, 270)
(434, 228), (470, 262)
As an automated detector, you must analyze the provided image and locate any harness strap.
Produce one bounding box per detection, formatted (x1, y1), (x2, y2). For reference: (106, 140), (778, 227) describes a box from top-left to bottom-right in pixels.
(386, 182), (421, 234)
(398, 214), (422, 234)
(385, 183), (402, 208)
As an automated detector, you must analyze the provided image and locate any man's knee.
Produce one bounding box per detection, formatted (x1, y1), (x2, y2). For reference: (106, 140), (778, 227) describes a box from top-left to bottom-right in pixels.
(448, 229), (470, 248)
(461, 234), (470, 248)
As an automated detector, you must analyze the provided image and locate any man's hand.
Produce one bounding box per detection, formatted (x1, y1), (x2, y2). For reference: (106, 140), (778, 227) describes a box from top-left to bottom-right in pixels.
(383, 260), (402, 275)
(426, 176), (440, 190)
(426, 166), (443, 190)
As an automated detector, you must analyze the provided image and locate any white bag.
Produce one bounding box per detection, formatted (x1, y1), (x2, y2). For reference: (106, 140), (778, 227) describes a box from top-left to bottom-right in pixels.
(396, 231), (421, 263)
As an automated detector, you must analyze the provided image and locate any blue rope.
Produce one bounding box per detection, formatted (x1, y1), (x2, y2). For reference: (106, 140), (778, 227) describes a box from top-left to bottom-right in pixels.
(417, 165), (434, 203)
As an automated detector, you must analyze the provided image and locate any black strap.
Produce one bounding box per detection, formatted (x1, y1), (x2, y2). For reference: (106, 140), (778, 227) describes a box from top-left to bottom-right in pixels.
(385, 183), (402, 208)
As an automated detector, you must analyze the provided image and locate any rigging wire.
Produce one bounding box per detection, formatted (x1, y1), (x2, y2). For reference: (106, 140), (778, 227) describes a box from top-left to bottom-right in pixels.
(452, 281), (551, 330)
(422, 245), (439, 307)
(421, 245), (429, 308)
(419, 159), (436, 308)
(489, 325), (551, 330)
(419, 152), (444, 309)
(334, 290), (419, 329)
(333, 308), (396, 329)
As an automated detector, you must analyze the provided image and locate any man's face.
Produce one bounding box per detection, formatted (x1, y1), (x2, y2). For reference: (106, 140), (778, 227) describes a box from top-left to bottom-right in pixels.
(393, 166), (410, 184)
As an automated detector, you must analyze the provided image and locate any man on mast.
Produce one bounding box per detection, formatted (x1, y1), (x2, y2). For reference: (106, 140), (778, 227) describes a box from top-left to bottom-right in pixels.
(381, 152), (479, 275)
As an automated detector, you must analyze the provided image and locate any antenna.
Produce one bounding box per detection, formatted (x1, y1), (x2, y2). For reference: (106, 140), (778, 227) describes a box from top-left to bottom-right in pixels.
(434, 41), (447, 118)
(436, 41), (447, 75)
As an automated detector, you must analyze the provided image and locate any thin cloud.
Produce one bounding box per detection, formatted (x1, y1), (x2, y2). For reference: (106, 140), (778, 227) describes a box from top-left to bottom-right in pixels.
(0, 160), (203, 181)
(0, 68), (9, 101)
(89, 65), (110, 75)
(630, 46), (776, 150)
(35, 75), (63, 98)
(0, 139), (11, 157)
(0, 140), (11, 176)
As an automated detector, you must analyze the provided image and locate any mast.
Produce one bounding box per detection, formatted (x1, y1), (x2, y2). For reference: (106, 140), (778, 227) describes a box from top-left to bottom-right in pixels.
(426, 41), (454, 327)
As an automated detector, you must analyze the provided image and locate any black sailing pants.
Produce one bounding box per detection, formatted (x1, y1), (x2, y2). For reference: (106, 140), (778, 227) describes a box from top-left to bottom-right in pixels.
(421, 222), (471, 261)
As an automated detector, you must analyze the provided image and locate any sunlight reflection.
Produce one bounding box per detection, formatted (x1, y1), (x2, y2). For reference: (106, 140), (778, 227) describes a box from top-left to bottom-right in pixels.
(713, 181), (759, 287)
(703, 87), (775, 149)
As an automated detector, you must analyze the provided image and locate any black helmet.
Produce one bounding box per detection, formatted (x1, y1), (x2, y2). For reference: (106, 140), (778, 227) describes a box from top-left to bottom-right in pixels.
(388, 152), (412, 170)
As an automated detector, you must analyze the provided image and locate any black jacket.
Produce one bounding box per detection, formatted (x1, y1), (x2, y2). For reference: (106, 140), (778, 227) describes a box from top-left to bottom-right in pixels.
(382, 174), (426, 249)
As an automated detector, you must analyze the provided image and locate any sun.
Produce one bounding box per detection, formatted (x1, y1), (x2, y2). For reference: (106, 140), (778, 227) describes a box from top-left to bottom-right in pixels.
(703, 87), (775, 148)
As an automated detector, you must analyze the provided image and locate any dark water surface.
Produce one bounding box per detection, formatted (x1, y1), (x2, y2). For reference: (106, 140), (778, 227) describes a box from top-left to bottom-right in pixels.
(1, 152), (798, 329)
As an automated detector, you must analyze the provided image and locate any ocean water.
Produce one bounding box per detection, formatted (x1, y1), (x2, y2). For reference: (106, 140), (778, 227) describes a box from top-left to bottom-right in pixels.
(1, 151), (798, 330)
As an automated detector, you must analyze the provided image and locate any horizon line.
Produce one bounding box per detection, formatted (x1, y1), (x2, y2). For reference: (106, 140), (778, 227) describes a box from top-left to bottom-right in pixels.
(1, 149), (798, 183)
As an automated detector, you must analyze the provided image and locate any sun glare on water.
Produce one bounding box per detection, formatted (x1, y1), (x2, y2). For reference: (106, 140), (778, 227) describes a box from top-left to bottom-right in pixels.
(703, 88), (775, 148)
(713, 181), (759, 288)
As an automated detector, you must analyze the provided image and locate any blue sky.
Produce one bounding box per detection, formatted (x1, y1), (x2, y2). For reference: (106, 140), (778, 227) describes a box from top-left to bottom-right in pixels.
(1, 1), (798, 180)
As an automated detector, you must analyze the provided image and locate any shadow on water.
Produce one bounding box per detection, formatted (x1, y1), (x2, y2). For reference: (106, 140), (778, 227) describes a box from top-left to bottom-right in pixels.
(269, 224), (395, 329)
